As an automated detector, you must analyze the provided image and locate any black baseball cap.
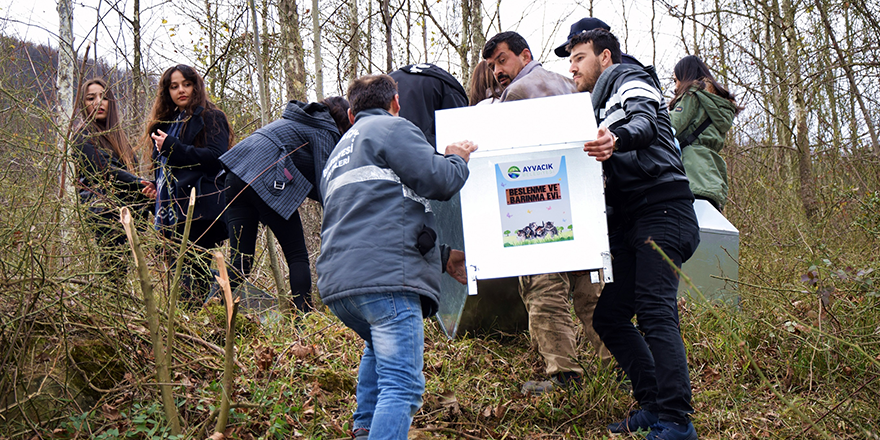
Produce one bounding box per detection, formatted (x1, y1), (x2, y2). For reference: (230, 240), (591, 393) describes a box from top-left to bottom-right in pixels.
(554, 17), (611, 58)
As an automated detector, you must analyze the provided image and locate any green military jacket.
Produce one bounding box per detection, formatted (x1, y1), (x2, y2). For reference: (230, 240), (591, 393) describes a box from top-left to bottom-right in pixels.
(670, 88), (737, 211)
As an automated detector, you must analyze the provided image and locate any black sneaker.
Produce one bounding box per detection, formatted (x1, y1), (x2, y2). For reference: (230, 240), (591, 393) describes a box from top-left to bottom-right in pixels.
(645, 421), (698, 440)
(521, 371), (581, 394)
(351, 428), (369, 439)
(607, 409), (658, 434)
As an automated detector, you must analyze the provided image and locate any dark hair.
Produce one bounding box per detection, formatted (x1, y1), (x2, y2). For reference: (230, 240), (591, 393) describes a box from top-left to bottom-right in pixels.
(670, 55), (742, 114)
(320, 96), (352, 134)
(75, 78), (138, 173)
(142, 64), (233, 154)
(467, 60), (500, 106)
(347, 74), (398, 116)
(482, 31), (531, 60)
(566, 29), (621, 64)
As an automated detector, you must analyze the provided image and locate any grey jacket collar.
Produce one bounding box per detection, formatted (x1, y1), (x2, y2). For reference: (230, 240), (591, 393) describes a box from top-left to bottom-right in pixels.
(354, 107), (393, 122)
(509, 60), (542, 87)
(591, 63), (621, 110)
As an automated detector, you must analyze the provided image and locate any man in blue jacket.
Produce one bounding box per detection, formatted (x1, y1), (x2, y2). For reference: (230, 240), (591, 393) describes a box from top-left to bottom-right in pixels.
(317, 74), (476, 440)
(570, 29), (700, 440)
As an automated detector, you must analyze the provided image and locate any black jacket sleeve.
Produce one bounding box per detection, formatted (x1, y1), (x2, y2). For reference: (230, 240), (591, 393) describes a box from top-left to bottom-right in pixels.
(75, 137), (144, 190)
(608, 74), (664, 152)
(161, 109), (229, 172)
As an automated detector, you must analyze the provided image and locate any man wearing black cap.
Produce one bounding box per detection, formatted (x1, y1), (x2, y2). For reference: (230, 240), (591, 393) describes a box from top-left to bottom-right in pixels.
(555, 17), (645, 67)
(570, 28), (700, 440)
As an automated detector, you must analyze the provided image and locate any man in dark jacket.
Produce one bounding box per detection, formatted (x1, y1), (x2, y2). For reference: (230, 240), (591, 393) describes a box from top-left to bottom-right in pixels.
(389, 63), (468, 148)
(570, 29), (700, 440)
(317, 74), (476, 440)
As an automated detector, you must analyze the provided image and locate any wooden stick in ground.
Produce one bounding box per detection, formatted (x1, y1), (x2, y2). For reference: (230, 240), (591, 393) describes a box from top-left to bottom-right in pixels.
(266, 229), (290, 313)
(212, 251), (239, 438)
(246, 0), (290, 313)
(165, 187), (197, 379)
(120, 207), (181, 435)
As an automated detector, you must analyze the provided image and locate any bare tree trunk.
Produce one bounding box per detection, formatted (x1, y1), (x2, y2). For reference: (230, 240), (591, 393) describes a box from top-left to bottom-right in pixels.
(312, 0), (324, 100)
(713, 0), (728, 82)
(679, 2), (689, 52)
(55, 0), (77, 237)
(349, 0), (360, 81)
(470, 0), (484, 70)
(368, 0), (374, 73)
(691, 0), (699, 56)
(406, 0), (412, 64)
(249, 0), (291, 312)
(768, 0), (792, 179)
(205, 0), (217, 94)
(131, 0), (146, 126)
(422, 0), (428, 61)
(782, 0), (817, 218)
(279, 0), (307, 101)
(651, 0), (657, 66)
(620, 0), (629, 54)
(459, 0), (471, 84)
(382, 0), (393, 72)
(816, 0), (880, 156)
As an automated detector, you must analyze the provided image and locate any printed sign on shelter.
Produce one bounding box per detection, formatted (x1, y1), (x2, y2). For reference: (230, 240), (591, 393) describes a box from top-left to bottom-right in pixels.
(432, 93), (612, 338)
(496, 156), (574, 247)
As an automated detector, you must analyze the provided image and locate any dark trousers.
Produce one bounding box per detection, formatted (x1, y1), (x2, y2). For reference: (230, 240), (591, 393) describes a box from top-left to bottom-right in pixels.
(593, 199), (700, 425)
(225, 173), (313, 311)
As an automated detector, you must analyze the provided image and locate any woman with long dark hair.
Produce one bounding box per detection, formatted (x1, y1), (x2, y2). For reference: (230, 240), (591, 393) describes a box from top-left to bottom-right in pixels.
(669, 55), (742, 212)
(144, 64), (232, 306)
(219, 97), (351, 312)
(74, 78), (155, 277)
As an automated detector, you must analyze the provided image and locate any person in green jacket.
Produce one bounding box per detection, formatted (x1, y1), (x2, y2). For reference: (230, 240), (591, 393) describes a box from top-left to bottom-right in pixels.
(669, 55), (742, 212)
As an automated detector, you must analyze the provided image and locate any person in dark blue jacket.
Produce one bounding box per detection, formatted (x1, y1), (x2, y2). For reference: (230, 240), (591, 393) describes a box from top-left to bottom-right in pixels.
(219, 97), (351, 312)
(74, 78), (156, 280)
(145, 64), (233, 307)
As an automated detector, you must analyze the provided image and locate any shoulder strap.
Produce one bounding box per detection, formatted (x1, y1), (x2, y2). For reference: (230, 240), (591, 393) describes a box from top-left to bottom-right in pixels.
(679, 116), (712, 149)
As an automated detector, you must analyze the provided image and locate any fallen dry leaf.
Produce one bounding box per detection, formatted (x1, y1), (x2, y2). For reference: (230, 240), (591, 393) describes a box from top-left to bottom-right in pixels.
(290, 342), (316, 358)
(255, 345), (276, 371)
(102, 403), (120, 421)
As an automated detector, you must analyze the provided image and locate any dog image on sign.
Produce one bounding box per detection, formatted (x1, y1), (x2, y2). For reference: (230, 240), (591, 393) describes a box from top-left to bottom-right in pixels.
(496, 155), (574, 247)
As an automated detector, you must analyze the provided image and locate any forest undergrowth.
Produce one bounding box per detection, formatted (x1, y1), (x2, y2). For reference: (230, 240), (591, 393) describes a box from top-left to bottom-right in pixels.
(1, 130), (879, 440)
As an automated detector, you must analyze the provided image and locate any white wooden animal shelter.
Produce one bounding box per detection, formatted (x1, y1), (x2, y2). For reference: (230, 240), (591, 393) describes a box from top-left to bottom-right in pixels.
(432, 93), (611, 338)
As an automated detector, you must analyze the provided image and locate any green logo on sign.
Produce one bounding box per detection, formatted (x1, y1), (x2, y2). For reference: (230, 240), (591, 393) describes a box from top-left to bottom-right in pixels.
(507, 166), (521, 179)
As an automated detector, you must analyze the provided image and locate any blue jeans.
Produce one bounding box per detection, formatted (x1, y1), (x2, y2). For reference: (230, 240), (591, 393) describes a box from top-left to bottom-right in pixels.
(327, 292), (425, 440)
(593, 199), (700, 425)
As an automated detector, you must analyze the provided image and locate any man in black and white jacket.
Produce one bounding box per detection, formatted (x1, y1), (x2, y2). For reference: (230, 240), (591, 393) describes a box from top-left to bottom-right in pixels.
(570, 29), (701, 440)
